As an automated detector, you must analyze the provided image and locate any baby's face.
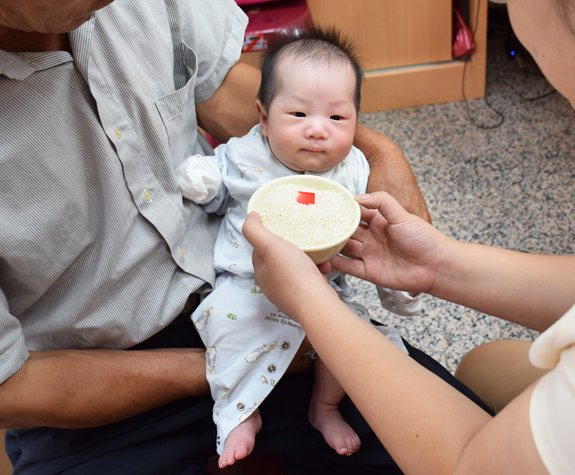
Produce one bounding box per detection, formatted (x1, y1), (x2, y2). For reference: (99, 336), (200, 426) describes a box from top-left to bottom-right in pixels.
(258, 56), (357, 173)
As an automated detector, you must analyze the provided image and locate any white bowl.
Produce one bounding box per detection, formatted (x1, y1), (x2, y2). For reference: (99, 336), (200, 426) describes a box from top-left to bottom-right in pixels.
(247, 175), (361, 264)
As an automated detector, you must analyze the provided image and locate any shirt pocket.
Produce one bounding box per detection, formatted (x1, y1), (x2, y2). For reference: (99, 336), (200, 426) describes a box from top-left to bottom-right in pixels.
(155, 42), (198, 162)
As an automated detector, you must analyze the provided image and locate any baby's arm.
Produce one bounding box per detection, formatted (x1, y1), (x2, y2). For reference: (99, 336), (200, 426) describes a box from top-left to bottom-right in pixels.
(175, 154), (222, 205)
(175, 145), (234, 214)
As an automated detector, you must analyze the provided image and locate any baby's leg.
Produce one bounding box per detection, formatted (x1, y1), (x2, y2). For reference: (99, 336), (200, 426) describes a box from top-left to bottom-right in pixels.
(218, 408), (262, 469)
(308, 357), (361, 456)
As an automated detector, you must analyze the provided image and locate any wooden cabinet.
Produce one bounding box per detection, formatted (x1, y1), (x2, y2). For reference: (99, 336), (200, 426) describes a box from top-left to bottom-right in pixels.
(240, 0), (487, 112)
(307, 0), (453, 70)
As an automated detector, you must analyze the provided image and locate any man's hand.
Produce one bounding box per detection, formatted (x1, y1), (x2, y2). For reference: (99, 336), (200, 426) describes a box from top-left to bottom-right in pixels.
(354, 123), (431, 223)
(0, 347), (209, 429)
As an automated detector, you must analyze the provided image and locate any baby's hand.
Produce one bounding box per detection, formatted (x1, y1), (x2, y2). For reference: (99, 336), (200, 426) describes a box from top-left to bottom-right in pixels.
(175, 155), (221, 204)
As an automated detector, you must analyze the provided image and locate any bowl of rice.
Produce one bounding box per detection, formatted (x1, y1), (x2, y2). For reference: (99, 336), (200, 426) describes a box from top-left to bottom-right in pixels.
(247, 175), (361, 264)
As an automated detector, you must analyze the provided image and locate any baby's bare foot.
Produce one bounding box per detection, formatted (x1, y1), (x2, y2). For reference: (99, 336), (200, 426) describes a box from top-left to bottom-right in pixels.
(309, 402), (361, 456)
(218, 409), (262, 469)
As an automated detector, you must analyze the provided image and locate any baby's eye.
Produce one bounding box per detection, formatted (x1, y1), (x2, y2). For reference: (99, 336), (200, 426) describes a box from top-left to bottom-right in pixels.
(330, 115), (342, 121)
(292, 112), (306, 118)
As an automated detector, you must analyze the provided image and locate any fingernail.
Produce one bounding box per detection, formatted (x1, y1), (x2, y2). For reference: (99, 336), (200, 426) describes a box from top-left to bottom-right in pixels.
(355, 194), (370, 202)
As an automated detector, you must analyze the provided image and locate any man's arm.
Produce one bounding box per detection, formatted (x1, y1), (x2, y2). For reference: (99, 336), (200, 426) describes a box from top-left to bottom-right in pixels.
(354, 123), (431, 223)
(196, 62), (261, 143)
(0, 348), (209, 429)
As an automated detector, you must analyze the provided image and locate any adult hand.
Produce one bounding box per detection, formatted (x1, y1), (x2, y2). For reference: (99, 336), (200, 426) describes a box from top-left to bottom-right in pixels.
(242, 212), (337, 320)
(330, 192), (451, 294)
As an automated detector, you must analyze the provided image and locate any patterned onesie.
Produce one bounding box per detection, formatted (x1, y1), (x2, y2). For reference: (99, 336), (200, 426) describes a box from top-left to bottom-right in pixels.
(185, 124), (410, 453)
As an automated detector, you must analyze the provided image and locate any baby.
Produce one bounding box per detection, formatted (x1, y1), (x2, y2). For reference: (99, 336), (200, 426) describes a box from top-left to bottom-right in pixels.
(176, 26), (421, 468)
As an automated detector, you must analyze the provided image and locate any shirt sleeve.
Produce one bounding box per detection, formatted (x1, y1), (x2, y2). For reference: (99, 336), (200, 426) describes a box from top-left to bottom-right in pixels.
(529, 345), (575, 474)
(0, 288), (30, 384)
(348, 145), (370, 195)
(202, 144), (234, 215)
(528, 306), (575, 474)
(180, 0), (249, 104)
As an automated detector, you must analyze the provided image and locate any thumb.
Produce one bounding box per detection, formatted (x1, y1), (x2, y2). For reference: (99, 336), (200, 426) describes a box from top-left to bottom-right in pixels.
(356, 191), (409, 226)
(242, 211), (274, 252)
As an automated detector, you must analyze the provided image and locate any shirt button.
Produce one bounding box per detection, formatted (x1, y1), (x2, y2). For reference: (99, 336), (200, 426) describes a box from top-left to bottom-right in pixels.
(237, 402), (245, 411)
(178, 246), (185, 258)
(267, 364), (276, 373)
(143, 189), (152, 201)
(281, 341), (290, 350)
(114, 127), (122, 139)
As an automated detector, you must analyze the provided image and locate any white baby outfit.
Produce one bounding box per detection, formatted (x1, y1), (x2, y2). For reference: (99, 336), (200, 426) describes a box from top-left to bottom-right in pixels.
(178, 124), (418, 453)
(529, 303), (575, 474)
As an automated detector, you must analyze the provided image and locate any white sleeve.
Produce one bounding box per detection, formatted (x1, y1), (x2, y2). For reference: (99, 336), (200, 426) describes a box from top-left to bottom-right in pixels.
(529, 345), (575, 474)
(528, 306), (575, 474)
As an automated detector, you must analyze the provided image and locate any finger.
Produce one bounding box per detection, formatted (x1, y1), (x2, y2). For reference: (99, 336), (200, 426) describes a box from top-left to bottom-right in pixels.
(329, 253), (366, 279)
(356, 192), (409, 226)
(252, 246), (263, 273)
(339, 238), (363, 260)
(359, 206), (379, 224)
(242, 212), (275, 253)
(317, 261), (332, 275)
(349, 221), (370, 243)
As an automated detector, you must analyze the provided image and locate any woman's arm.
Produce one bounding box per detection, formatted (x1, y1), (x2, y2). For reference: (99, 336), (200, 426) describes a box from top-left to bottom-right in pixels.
(242, 212), (548, 475)
(330, 192), (575, 332)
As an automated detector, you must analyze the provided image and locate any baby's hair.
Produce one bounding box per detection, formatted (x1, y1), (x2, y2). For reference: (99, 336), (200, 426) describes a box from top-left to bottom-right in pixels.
(258, 25), (364, 113)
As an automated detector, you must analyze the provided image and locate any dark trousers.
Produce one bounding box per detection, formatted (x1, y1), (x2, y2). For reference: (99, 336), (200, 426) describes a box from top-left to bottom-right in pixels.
(5, 318), (493, 475)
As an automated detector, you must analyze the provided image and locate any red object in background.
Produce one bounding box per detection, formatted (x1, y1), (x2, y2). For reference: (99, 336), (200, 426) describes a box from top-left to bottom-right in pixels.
(235, 0), (282, 4)
(297, 191), (315, 205)
(452, 6), (475, 58)
(204, 133), (221, 150)
(239, 0), (312, 52)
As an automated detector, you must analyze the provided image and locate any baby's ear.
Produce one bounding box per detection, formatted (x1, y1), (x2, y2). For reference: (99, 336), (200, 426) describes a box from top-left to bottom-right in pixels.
(256, 100), (269, 137)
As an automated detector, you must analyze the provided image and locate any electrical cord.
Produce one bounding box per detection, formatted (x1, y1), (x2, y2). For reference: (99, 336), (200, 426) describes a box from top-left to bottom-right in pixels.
(461, 0), (556, 129)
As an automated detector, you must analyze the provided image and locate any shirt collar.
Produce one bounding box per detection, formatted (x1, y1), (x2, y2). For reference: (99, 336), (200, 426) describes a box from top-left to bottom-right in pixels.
(0, 13), (95, 81)
(0, 49), (36, 80)
(0, 48), (73, 80)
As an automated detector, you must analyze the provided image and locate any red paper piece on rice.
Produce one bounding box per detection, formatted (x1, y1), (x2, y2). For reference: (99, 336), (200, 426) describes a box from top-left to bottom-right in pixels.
(297, 191), (315, 205)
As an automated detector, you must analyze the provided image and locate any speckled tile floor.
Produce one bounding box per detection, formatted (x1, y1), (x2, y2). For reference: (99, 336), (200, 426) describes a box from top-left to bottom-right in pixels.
(350, 20), (575, 373)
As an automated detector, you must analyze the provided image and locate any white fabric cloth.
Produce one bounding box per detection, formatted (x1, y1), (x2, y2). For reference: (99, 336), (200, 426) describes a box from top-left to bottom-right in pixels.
(176, 154), (222, 204)
(183, 125), (410, 452)
(376, 287), (423, 316)
(529, 303), (575, 474)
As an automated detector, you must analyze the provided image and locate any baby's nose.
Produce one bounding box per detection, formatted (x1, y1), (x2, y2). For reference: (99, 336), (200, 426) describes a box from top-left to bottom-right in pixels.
(305, 119), (328, 139)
